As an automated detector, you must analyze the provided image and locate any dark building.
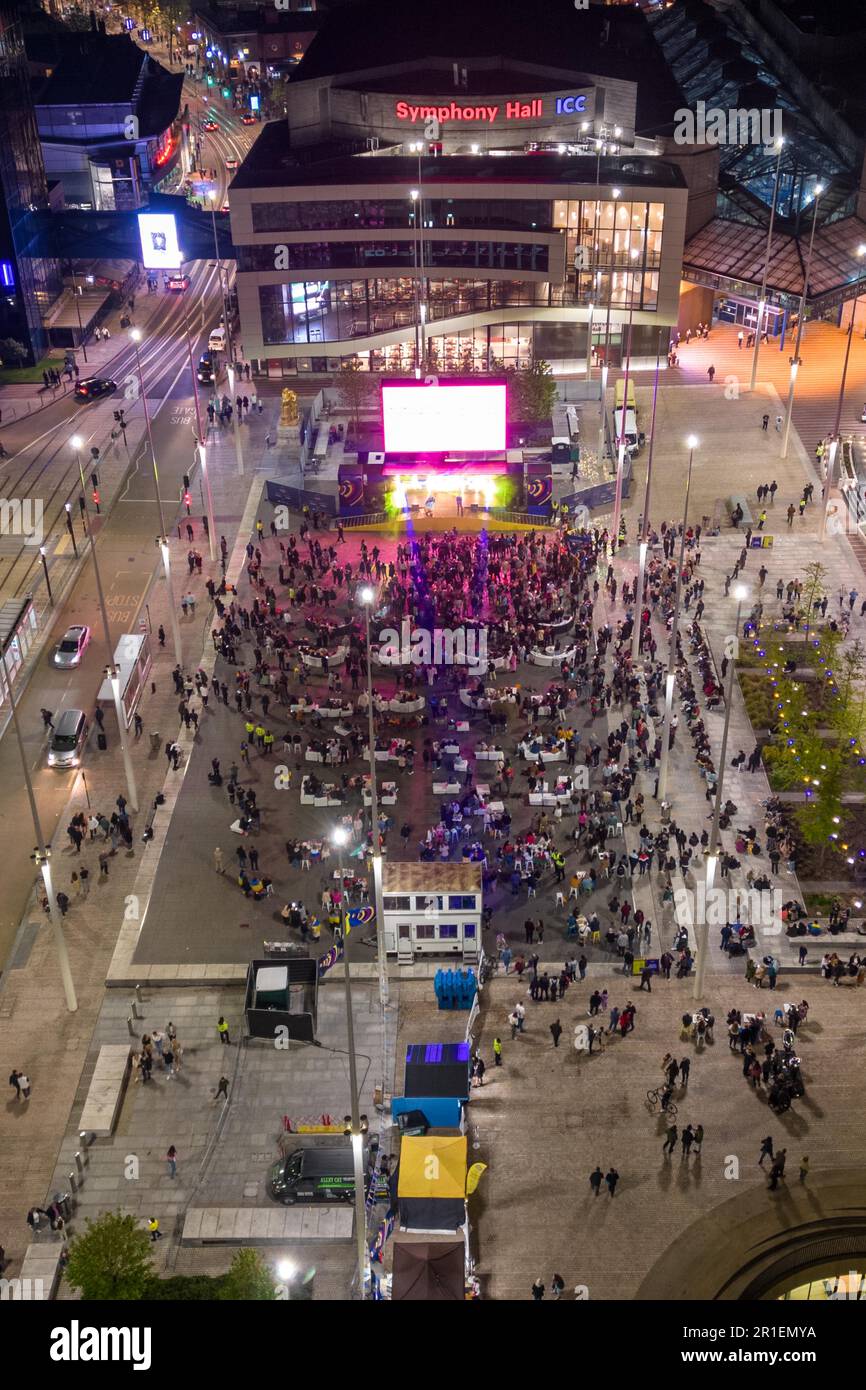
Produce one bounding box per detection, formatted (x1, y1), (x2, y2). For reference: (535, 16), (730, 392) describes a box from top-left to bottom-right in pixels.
(0, 3), (62, 364)
(26, 26), (185, 210)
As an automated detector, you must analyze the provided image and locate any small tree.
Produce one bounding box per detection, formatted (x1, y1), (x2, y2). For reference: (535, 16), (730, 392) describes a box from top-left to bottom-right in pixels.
(218, 1248), (277, 1301)
(336, 359), (374, 433)
(800, 560), (828, 640)
(507, 358), (557, 423)
(65, 1211), (154, 1300)
(0, 338), (28, 367)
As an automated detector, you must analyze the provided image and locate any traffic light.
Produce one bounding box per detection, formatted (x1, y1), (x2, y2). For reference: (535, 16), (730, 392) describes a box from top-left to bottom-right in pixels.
(92, 488), (101, 513)
(90, 471), (99, 489)
(206, 74), (214, 86)
(182, 474), (191, 513)
(78, 495), (86, 516)
(222, 87), (231, 100)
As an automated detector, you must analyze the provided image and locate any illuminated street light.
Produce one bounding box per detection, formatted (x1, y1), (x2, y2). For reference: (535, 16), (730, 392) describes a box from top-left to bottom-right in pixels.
(358, 585), (389, 1007)
(658, 437), (699, 804)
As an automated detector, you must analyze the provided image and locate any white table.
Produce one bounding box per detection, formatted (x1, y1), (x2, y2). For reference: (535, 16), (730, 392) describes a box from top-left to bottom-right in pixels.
(475, 749), (505, 761)
(529, 647), (577, 668)
(389, 697), (425, 714)
(433, 782), (460, 795)
(519, 742), (567, 763)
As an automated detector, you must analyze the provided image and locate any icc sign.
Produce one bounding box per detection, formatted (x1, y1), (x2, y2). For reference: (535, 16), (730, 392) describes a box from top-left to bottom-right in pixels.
(555, 96), (588, 114)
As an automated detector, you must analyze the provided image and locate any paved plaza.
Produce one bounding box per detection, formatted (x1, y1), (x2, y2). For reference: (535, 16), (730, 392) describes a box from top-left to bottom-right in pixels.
(4, 348), (866, 1300)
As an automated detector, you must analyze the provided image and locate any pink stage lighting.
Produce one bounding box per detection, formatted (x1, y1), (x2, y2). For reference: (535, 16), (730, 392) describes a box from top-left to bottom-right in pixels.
(381, 378), (507, 453)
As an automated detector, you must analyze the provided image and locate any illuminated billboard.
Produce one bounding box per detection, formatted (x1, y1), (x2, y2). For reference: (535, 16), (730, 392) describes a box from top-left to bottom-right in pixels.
(381, 379), (507, 454)
(137, 213), (182, 270)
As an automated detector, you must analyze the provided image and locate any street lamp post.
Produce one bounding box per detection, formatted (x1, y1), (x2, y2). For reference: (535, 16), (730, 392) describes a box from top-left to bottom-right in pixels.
(631, 328), (665, 666)
(694, 585), (748, 1000)
(657, 435), (698, 804)
(129, 330), (183, 664)
(64, 502), (78, 557)
(612, 253), (638, 544)
(358, 585), (389, 1008)
(781, 182), (824, 458)
(184, 314), (217, 560)
(333, 826), (371, 1299)
(39, 545), (54, 606)
(820, 244), (866, 543)
(70, 437), (139, 812)
(0, 643), (77, 1012)
(749, 137), (784, 392)
(70, 266), (88, 364)
(596, 188), (620, 477)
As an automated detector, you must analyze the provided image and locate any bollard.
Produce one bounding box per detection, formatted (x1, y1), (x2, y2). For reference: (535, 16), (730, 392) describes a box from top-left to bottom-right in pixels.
(134, 984), (144, 1007)
(74, 1151), (84, 1174)
(78, 1132), (91, 1161)
(131, 998), (142, 1019)
(127, 1015), (136, 1037)
(68, 1171), (78, 1193)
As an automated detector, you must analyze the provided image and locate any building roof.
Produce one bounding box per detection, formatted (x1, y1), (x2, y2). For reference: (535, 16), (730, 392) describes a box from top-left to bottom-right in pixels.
(382, 861), (482, 894)
(291, 0), (686, 135)
(192, 5), (321, 37)
(683, 214), (866, 308)
(30, 31), (147, 104)
(230, 121), (688, 192)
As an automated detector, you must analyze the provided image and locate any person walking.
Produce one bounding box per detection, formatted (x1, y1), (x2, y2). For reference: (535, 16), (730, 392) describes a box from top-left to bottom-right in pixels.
(758, 1135), (774, 1167)
(693, 1124), (704, 1155)
(166, 1145), (178, 1179)
(681, 1124), (695, 1156)
(799, 1155), (810, 1183)
(549, 1018), (563, 1048)
(589, 1165), (603, 1196)
(551, 1273), (566, 1300)
(679, 1056), (691, 1087)
(214, 1075), (230, 1103)
(492, 1036), (503, 1067)
(604, 1168), (619, 1197)
(531, 1277), (545, 1300)
(217, 1016), (231, 1045)
(18, 1073), (31, 1099)
(213, 847), (224, 874)
(8, 1069), (21, 1100)
(148, 1217), (163, 1242)
(663, 1123), (678, 1156)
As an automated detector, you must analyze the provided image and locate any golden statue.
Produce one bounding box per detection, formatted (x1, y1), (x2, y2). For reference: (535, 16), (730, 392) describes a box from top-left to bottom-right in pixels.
(280, 387), (299, 426)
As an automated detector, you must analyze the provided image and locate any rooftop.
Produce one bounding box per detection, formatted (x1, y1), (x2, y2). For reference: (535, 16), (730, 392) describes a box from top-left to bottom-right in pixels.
(683, 213), (866, 306)
(230, 121), (687, 193)
(382, 862), (482, 894)
(291, 0), (686, 135)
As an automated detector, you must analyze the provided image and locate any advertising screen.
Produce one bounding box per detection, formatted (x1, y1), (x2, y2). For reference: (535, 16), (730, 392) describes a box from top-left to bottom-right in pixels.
(137, 213), (182, 270)
(381, 379), (507, 453)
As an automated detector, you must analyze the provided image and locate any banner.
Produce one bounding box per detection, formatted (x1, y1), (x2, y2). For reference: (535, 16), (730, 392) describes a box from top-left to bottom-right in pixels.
(466, 1162), (488, 1195)
(346, 905), (375, 932)
(317, 943), (344, 977)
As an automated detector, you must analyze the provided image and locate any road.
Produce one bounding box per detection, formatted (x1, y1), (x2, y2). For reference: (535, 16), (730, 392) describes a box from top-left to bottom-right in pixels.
(0, 259), (231, 965)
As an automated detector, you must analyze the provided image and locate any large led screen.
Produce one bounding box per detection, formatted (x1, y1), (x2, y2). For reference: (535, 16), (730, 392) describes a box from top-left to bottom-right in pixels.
(137, 213), (182, 270)
(381, 379), (507, 453)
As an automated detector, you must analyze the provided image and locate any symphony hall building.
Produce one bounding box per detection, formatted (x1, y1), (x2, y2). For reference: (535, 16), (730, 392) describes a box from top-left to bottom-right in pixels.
(228, 0), (696, 377)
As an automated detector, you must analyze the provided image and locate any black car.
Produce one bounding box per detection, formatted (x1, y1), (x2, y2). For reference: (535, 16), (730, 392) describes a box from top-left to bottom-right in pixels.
(75, 377), (117, 402)
(197, 351), (215, 385)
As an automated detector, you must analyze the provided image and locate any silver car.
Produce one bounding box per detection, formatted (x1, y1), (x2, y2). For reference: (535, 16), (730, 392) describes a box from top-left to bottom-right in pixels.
(53, 624), (91, 669)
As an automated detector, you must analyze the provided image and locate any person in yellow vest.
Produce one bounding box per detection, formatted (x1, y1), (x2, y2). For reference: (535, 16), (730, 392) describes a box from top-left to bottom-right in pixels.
(148, 1217), (163, 1241)
(244, 720), (255, 741)
(492, 1037), (503, 1067)
(217, 1016), (231, 1045)
(254, 723), (265, 749)
(262, 730), (274, 756)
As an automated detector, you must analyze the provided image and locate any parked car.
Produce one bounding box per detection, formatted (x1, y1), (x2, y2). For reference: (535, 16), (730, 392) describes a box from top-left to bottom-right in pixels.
(266, 1146), (389, 1206)
(47, 709), (89, 769)
(74, 378), (116, 402)
(52, 624), (91, 670)
(208, 326), (226, 353)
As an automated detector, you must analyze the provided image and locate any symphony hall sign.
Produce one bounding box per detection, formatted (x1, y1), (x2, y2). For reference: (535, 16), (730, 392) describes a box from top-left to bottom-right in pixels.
(393, 93), (589, 124)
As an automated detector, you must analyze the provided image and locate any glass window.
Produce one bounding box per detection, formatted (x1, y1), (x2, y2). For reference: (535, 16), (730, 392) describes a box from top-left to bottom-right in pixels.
(448, 895), (477, 910)
(416, 923), (436, 940)
(383, 895), (411, 911)
(439, 924), (458, 939)
(464, 923), (476, 938)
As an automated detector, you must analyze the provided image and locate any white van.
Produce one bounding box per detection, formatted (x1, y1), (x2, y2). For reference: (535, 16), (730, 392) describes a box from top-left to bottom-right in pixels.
(612, 407), (642, 454)
(208, 325), (226, 353)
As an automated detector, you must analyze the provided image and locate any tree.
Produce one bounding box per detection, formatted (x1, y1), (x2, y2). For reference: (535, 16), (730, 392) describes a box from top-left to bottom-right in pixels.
(506, 358), (557, 423)
(65, 1211), (154, 1300)
(336, 359), (374, 433)
(800, 560), (828, 640)
(0, 338), (28, 367)
(218, 1248), (277, 1301)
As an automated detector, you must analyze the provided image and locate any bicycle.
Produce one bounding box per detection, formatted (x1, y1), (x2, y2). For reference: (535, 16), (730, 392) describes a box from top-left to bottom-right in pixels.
(645, 1088), (677, 1120)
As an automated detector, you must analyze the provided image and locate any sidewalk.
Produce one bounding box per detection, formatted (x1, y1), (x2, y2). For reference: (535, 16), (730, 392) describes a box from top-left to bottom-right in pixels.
(0, 402), (278, 1273)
